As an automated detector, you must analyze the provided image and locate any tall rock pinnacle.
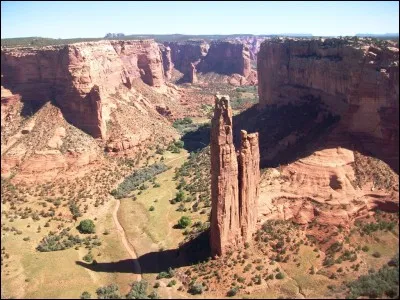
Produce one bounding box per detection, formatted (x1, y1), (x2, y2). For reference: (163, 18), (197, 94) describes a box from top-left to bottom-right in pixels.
(238, 130), (260, 243)
(210, 95), (260, 257)
(210, 95), (241, 257)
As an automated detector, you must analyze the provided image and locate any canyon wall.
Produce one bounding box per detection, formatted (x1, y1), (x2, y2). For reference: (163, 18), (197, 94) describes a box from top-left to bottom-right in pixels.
(1, 40), (165, 139)
(164, 40), (256, 84)
(257, 38), (399, 170)
(199, 41), (251, 77)
(210, 95), (260, 256)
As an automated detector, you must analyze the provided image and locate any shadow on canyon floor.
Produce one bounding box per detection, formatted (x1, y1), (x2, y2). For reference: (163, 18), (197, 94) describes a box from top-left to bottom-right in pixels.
(76, 230), (211, 274)
(182, 101), (399, 173)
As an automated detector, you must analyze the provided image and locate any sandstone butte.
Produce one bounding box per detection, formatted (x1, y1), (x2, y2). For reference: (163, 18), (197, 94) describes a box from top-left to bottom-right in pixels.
(1, 39), (166, 140)
(210, 95), (260, 257)
(257, 38), (399, 171)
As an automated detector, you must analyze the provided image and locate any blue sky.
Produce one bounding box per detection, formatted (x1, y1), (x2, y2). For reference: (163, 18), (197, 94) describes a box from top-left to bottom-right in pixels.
(1, 1), (399, 39)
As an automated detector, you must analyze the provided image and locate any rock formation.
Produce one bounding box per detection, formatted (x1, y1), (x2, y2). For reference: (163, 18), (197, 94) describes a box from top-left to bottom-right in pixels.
(1, 40), (165, 139)
(160, 45), (173, 79)
(189, 63), (197, 83)
(238, 130), (260, 242)
(257, 38), (399, 171)
(210, 95), (260, 257)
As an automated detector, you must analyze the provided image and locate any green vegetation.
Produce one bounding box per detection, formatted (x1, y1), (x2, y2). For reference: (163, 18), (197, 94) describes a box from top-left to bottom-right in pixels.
(347, 254), (399, 299)
(96, 284), (122, 299)
(126, 280), (148, 299)
(178, 216), (192, 229)
(69, 201), (82, 219)
(36, 228), (101, 252)
(188, 283), (203, 295)
(111, 163), (168, 199)
(78, 219), (96, 234)
(83, 252), (93, 263)
(227, 286), (239, 297)
(80, 291), (92, 299)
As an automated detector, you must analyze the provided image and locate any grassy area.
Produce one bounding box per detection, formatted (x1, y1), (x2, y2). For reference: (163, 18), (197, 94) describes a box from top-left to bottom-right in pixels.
(1, 198), (136, 298)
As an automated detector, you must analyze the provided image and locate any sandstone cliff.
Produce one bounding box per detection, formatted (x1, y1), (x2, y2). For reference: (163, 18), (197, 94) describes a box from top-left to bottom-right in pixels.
(160, 44), (173, 80)
(210, 95), (260, 256)
(1, 40), (166, 139)
(165, 40), (256, 85)
(257, 38), (399, 171)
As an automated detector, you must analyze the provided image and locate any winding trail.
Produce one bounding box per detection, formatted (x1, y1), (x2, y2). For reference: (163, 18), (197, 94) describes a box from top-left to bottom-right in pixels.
(112, 199), (142, 282)
(111, 153), (188, 285)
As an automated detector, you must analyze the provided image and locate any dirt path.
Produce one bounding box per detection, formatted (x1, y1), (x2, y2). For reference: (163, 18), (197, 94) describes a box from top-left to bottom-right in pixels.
(112, 199), (142, 282)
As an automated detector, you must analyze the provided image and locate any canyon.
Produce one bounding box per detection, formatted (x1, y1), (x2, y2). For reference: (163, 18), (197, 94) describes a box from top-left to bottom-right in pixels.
(1, 34), (399, 299)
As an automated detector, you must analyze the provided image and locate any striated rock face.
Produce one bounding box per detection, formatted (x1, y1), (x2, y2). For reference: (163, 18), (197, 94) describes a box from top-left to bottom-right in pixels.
(257, 38), (399, 170)
(238, 130), (260, 243)
(210, 95), (241, 257)
(200, 41), (251, 77)
(164, 40), (209, 77)
(1, 40), (165, 139)
(160, 45), (173, 79)
(210, 95), (260, 256)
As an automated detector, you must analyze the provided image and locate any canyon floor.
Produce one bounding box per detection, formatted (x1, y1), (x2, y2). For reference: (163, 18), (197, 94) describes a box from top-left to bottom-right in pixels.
(1, 78), (399, 299)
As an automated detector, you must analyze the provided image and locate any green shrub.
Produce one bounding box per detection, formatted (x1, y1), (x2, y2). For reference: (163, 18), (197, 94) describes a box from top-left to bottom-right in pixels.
(83, 252), (93, 263)
(149, 206), (155, 211)
(188, 283), (203, 295)
(275, 272), (284, 279)
(372, 251), (382, 258)
(80, 291), (91, 299)
(78, 219), (95, 234)
(126, 280), (148, 299)
(227, 286), (239, 297)
(96, 284), (122, 299)
(362, 245), (370, 252)
(178, 216), (191, 229)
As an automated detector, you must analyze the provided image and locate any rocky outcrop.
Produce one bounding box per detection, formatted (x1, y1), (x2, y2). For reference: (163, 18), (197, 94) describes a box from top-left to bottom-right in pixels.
(238, 130), (260, 242)
(160, 45), (173, 79)
(257, 38), (399, 171)
(1, 40), (165, 139)
(210, 95), (260, 257)
(189, 63), (197, 83)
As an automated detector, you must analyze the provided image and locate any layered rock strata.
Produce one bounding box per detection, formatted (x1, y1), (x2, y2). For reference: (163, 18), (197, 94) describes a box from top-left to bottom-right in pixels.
(160, 44), (173, 79)
(1, 40), (165, 139)
(257, 38), (399, 171)
(210, 95), (260, 257)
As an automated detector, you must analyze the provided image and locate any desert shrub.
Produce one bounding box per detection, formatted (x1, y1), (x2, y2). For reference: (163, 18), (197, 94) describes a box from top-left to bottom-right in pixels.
(178, 216), (191, 229)
(148, 291), (160, 299)
(80, 291), (91, 299)
(227, 286), (239, 297)
(111, 163), (168, 199)
(188, 283), (203, 295)
(78, 219), (95, 234)
(126, 280), (148, 299)
(372, 251), (382, 258)
(96, 284), (122, 299)
(362, 245), (370, 252)
(167, 279), (176, 287)
(347, 254), (399, 299)
(275, 272), (284, 279)
(174, 190), (185, 203)
(69, 201), (82, 219)
(83, 252), (93, 263)
(153, 282), (160, 288)
(149, 206), (155, 211)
